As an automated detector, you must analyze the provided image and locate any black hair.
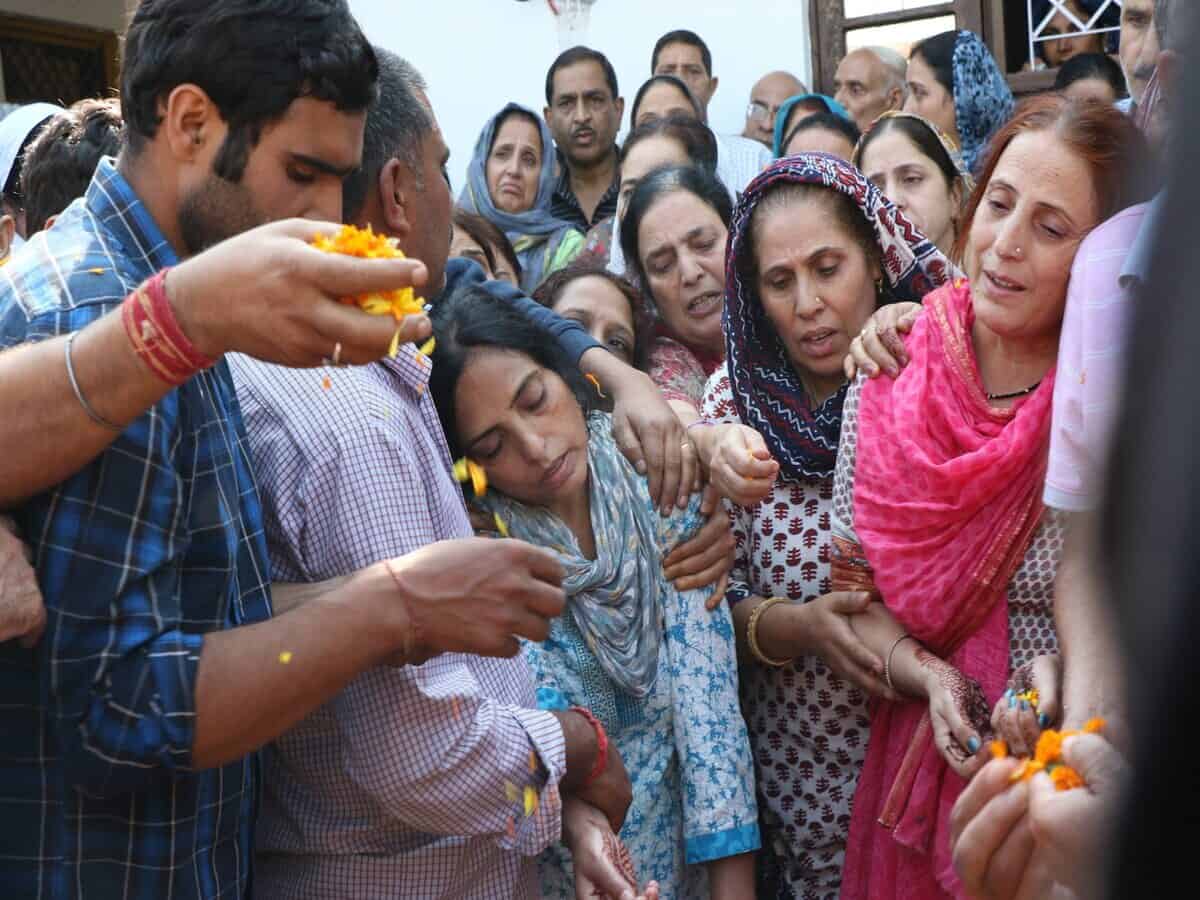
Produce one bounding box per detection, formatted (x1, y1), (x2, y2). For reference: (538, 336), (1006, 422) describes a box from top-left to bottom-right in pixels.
(651, 29), (713, 77)
(619, 164), (733, 295)
(854, 113), (961, 192)
(620, 115), (718, 175)
(1, 113), (55, 213)
(429, 283), (592, 461)
(532, 256), (654, 370)
(343, 48), (432, 222)
(629, 75), (702, 127)
(545, 46), (620, 105)
(19, 99), (123, 234)
(910, 30), (958, 99)
(1054, 52), (1129, 99)
(781, 112), (861, 157)
(121, 0), (378, 182)
(451, 208), (499, 274)
(488, 107), (546, 158)
(451, 206), (522, 283)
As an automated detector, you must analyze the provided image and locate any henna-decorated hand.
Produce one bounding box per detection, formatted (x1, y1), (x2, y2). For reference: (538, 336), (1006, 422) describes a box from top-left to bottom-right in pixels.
(919, 648), (993, 778)
(563, 798), (661, 900)
(991, 654), (1062, 757)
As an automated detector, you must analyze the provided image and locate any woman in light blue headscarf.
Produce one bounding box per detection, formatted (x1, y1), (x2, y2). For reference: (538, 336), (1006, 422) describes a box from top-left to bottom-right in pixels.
(459, 103), (584, 293)
(772, 93), (852, 157)
(904, 30), (1015, 172)
(429, 287), (759, 900)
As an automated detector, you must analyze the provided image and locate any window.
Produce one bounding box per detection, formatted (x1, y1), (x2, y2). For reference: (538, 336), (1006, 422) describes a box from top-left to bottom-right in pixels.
(810, 0), (985, 94)
(0, 14), (118, 106)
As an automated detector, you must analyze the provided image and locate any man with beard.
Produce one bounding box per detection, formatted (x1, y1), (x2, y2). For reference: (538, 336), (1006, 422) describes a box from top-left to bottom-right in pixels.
(0, 3), (575, 897)
(545, 46), (625, 231)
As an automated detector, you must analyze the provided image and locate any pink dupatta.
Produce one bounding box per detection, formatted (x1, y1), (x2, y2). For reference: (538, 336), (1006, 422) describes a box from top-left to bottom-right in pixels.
(839, 281), (1055, 899)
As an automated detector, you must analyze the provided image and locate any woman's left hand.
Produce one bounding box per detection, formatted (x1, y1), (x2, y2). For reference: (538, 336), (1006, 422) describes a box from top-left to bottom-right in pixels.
(921, 650), (993, 778)
(991, 655), (1062, 757)
(663, 486), (735, 609)
(563, 798), (660, 900)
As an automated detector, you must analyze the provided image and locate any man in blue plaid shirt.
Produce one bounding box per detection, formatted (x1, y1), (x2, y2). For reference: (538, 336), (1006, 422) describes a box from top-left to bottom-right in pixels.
(0, 2), (572, 897)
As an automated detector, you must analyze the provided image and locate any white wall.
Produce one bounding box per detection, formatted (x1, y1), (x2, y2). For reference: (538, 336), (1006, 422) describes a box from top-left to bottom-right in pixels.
(0, 0), (131, 33)
(349, 0), (812, 192)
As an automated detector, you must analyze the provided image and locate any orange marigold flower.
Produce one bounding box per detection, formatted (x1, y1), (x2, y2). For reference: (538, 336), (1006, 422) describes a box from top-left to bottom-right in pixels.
(1035, 728), (1064, 764)
(990, 740), (1008, 760)
(453, 458), (488, 498)
(1050, 765), (1086, 792)
(310, 224), (426, 357)
(1083, 718), (1106, 734)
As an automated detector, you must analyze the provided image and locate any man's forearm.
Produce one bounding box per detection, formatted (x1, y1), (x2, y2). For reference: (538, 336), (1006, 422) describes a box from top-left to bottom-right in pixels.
(0, 310), (170, 507)
(1057, 512), (1126, 734)
(192, 565), (403, 769)
(270, 575), (351, 615)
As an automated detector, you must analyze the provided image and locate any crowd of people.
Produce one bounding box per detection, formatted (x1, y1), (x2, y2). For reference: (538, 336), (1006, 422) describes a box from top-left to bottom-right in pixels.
(0, 0), (1181, 898)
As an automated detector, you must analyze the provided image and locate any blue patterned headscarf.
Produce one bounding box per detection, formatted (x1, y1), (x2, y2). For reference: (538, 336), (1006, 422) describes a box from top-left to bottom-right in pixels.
(459, 103), (578, 289)
(950, 30), (1015, 171)
(481, 413), (705, 698)
(724, 153), (954, 480)
(773, 93), (853, 158)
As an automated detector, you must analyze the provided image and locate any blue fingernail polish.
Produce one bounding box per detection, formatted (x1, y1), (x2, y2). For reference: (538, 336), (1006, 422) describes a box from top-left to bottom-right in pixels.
(1020, 699), (1030, 712)
(1038, 713), (1050, 729)
(967, 737), (980, 754)
(1008, 692), (1016, 709)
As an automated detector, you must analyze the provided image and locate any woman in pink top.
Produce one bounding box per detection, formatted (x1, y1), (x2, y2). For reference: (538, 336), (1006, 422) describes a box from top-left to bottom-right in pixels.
(828, 95), (1149, 899)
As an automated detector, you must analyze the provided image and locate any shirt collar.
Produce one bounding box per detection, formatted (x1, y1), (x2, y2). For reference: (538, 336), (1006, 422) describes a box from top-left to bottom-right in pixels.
(1119, 192), (1165, 289)
(85, 156), (180, 274)
(380, 342), (433, 393)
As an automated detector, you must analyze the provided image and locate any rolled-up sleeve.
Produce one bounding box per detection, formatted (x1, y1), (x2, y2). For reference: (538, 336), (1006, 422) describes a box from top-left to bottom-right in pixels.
(334, 664), (566, 855)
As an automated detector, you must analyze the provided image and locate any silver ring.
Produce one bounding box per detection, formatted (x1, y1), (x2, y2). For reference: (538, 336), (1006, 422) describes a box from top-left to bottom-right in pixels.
(332, 342), (343, 367)
(680, 440), (695, 453)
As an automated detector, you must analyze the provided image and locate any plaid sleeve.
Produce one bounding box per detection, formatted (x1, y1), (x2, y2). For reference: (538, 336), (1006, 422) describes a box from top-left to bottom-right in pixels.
(24, 376), (202, 796)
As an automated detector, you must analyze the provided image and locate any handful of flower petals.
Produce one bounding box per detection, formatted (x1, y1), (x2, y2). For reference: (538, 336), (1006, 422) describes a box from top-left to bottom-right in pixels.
(991, 718), (1106, 791)
(310, 224), (427, 357)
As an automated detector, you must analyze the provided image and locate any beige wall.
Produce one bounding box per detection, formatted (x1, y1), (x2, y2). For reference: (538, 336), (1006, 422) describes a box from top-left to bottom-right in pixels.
(0, 0), (131, 33)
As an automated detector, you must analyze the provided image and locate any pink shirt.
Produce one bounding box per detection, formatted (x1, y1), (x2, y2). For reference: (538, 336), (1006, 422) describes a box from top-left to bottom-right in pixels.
(1044, 202), (1152, 512)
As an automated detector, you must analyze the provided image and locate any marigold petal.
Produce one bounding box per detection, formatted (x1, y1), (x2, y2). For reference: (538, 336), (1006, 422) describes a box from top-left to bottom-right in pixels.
(494, 513), (509, 537)
(990, 740), (1008, 760)
(1083, 718), (1106, 734)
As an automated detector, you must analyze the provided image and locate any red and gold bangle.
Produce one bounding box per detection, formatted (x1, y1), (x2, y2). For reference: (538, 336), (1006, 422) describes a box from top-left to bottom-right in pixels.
(121, 268), (216, 386)
(570, 706), (608, 787)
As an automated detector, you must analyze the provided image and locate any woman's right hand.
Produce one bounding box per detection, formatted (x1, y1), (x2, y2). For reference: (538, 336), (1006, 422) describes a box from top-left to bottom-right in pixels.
(695, 423), (779, 507)
(843, 302), (923, 380)
(921, 650), (992, 778)
(789, 592), (896, 700)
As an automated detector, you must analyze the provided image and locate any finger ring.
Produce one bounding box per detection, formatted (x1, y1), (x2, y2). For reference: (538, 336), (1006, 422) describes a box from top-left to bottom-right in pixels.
(680, 440), (694, 453)
(332, 342), (343, 366)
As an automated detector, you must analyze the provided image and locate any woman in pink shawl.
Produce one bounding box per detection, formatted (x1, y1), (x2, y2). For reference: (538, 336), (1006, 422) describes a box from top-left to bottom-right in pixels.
(827, 95), (1150, 898)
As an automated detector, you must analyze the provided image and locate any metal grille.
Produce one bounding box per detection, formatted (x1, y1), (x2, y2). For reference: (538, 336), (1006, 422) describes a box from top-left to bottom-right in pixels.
(0, 35), (107, 105)
(1027, 0), (1123, 68)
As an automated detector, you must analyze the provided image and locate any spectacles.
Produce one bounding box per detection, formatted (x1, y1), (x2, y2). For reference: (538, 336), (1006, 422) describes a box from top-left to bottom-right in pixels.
(746, 101), (782, 123)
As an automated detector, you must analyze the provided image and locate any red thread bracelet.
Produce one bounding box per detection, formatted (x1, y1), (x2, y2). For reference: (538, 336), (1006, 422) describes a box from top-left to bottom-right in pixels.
(569, 706), (608, 787)
(122, 268), (216, 386)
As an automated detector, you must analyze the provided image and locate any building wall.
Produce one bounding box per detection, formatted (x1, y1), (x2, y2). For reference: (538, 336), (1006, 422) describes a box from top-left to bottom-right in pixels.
(349, 0), (814, 192)
(0, 0), (131, 33)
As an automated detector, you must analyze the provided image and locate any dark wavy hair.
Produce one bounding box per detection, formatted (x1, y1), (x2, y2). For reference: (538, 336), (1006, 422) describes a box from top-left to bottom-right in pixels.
(121, 0), (378, 182)
(429, 284), (591, 461)
(854, 113), (962, 193)
(618, 164), (733, 298)
(532, 257), (654, 370)
(20, 99), (123, 233)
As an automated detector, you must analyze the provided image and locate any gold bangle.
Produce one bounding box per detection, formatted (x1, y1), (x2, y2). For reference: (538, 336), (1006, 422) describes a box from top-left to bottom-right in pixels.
(884, 633), (914, 693)
(747, 597), (795, 668)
